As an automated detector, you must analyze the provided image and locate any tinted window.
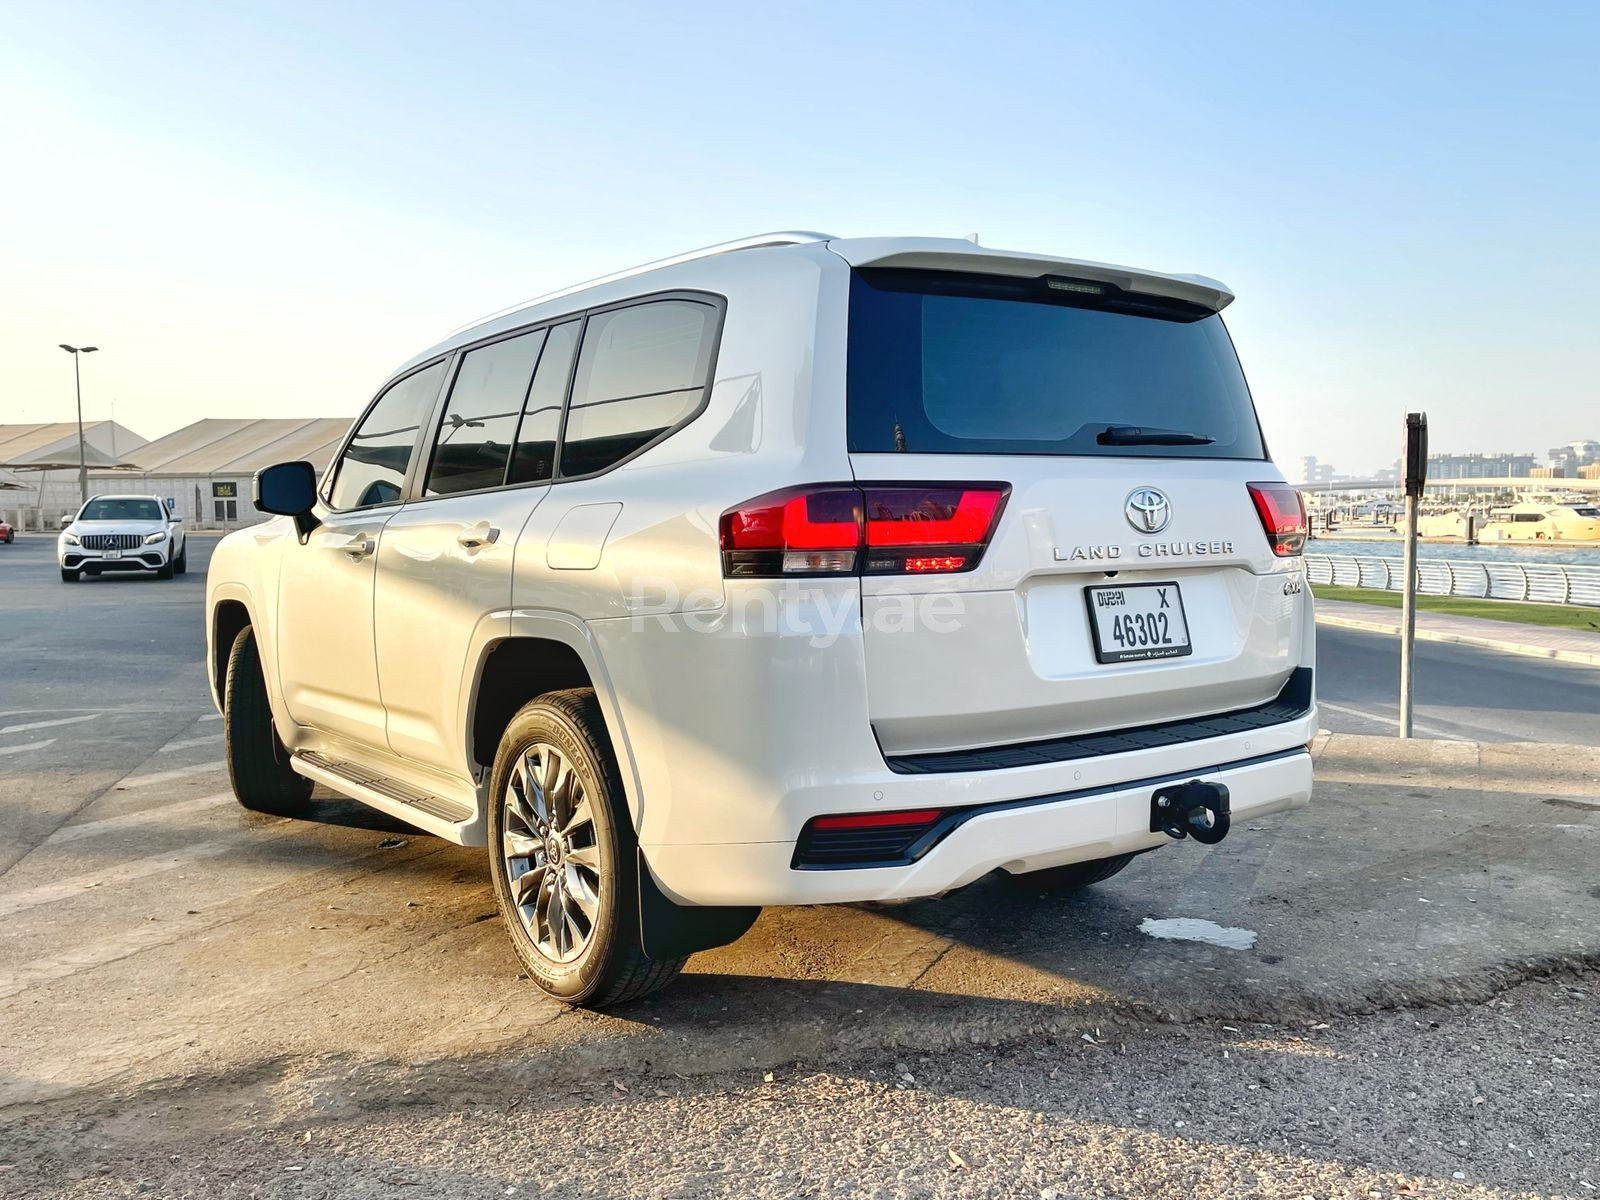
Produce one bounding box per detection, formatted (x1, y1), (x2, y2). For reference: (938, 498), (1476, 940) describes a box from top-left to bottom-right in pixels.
(79, 498), (163, 522)
(561, 299), (717, 476)
(424, 330), (544, 497)
(847, 270), (1265, 459)
(508, 321), (579, 486)
(328, 361), (445, 509)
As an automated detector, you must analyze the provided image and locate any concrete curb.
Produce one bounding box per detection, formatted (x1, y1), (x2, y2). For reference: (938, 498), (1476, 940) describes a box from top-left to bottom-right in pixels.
(1316, 612), (1600, 667)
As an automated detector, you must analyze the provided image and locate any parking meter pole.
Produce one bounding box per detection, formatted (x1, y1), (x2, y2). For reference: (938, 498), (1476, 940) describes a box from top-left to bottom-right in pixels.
(1398, 412), (1428, 740)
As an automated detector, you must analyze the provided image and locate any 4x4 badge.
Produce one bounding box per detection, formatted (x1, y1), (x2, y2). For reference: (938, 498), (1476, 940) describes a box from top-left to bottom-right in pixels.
(1125, 487), (1171, 534)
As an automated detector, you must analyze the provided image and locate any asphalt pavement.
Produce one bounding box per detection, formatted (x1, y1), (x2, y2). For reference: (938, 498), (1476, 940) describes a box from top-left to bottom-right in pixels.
(0, 533), (218, 876)
(1, 532), (1597, 1199)
(1314, 623), (1600, 744)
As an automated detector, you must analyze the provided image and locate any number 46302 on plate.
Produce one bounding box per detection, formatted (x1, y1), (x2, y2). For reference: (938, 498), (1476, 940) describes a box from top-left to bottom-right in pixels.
(1084, 582), (1192, 664)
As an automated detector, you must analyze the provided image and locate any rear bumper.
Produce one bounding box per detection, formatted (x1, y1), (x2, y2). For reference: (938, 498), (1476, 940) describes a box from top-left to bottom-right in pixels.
(645, 739), (1314, 906)
(593, 587), (1318, 908)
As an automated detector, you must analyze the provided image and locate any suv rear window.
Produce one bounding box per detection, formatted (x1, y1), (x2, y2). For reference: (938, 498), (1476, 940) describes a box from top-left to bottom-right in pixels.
(847, 269), (1266, 459)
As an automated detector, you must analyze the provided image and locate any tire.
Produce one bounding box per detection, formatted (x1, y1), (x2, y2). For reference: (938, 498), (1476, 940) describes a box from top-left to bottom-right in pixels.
(173, 542), (188, 575)
(488, 688), (685, 1007)
(156, 557), (175, 580)
(1007, 852), (1138, 892)
(223, 624), (313, 817)
(60, 568), (79, 582)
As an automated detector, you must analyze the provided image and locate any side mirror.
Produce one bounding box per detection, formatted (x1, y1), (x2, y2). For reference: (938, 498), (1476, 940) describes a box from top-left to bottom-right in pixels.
(254, 461), (321, 535)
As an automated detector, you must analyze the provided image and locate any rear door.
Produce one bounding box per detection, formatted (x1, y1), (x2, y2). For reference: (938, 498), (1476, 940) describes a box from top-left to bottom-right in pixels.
(843, 267), (1307, 756)
(373, 322), (577, 778)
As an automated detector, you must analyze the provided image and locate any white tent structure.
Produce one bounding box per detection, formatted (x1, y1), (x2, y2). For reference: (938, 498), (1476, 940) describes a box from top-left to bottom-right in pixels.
(106, 418), (351, 528)
(0, 418), (356, 531)
(0, 422), (149, 530)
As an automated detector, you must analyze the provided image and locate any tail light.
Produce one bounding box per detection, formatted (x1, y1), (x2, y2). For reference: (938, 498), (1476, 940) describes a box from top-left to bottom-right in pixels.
(1247, 482), (1307, 556)
(720, 483), (1009, 578)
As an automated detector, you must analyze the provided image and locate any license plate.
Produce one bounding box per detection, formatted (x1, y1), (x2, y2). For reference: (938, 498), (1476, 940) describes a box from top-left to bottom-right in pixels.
(104, 548), (122, 560)
(1084, 582), (1192, 664)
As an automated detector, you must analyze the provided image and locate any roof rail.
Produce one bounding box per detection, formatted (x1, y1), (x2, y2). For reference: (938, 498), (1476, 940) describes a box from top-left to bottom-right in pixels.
(451, 231), (835, 336)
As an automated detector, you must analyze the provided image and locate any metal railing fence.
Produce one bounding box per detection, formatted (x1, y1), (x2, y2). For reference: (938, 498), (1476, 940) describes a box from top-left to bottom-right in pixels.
(1305, 553), (1600, 607)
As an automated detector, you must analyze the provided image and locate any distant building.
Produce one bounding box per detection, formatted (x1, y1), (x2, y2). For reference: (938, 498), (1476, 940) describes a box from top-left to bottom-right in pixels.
(1426, 452), (1538, 479)
(1529, 466), (1565, 478)
(1549, 448), (1578, 473)
(1550, 439), (1599, 472)
(1297, 455), (1334, 486)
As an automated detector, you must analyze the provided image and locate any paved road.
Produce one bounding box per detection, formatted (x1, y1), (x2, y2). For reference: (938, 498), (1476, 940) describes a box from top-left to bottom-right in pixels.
(0, 533), (219, 875)
(1314, 623), (1600, 744)
(2, 532), (1597, 1198)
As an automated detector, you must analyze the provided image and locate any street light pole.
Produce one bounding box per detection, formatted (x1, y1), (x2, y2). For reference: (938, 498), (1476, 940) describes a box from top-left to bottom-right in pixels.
(58, 344), (99, 508)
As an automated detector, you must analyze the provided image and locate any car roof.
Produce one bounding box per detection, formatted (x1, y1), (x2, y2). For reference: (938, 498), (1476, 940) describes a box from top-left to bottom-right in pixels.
(394, 233), (1235, 381)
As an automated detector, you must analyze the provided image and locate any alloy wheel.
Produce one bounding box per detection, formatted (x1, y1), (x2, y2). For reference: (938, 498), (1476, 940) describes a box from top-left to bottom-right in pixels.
(501, 742), (603, 963)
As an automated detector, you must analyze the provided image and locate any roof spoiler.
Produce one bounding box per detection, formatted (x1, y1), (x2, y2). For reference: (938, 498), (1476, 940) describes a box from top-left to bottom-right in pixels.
(826, 237), (1234, 313)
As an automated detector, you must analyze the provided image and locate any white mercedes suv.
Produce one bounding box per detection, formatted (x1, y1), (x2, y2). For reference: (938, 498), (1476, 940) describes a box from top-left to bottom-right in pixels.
(60, 494), (188, 582)
(207, 233), (1316, 1007)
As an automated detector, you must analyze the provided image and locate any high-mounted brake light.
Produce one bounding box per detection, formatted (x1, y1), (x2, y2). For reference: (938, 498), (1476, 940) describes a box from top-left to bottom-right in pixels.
(1247, 481), (1308, 556)
(720, 483), (1009, 578)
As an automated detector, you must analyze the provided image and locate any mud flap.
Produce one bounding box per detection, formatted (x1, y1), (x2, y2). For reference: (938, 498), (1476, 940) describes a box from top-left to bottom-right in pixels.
(637, 848), (761, 960)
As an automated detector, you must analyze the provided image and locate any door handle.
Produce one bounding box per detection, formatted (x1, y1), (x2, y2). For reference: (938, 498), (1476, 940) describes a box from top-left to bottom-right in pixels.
(337, 536), (376, 560)
(457, 523), (500, 550)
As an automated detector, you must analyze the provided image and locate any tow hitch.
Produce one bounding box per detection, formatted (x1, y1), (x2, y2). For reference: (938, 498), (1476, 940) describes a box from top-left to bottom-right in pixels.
(1150, 780), (1231, 845)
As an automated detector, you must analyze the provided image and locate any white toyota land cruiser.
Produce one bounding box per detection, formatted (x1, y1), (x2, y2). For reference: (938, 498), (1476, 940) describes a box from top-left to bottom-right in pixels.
(60, 494), (188, 582)
(207, 233), (1315, 1007)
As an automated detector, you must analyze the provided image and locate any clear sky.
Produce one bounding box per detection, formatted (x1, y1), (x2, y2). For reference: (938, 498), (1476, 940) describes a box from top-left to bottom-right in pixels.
(2, 0), (1596, 478)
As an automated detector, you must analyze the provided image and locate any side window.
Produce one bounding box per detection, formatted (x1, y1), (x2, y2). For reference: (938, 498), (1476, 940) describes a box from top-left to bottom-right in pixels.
(327, 361), (446, 510)
(560, 299), (718, 477)
(507, 321), (580, 486)
(423, 330), (545, 497)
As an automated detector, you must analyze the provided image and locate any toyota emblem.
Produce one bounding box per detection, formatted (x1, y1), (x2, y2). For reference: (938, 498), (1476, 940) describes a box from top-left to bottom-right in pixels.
(1125, 487), (1172, 534)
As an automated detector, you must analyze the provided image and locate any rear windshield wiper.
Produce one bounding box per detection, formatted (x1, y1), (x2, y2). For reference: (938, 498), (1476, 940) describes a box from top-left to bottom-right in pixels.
(1097, 424), (1216, 446)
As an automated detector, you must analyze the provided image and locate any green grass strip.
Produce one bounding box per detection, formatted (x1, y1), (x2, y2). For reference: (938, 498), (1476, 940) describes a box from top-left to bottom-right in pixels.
(1312, 584), (1600, 632)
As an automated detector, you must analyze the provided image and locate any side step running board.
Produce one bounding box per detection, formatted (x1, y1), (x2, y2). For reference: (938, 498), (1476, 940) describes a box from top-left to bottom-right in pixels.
(293, 750), (477, 837)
